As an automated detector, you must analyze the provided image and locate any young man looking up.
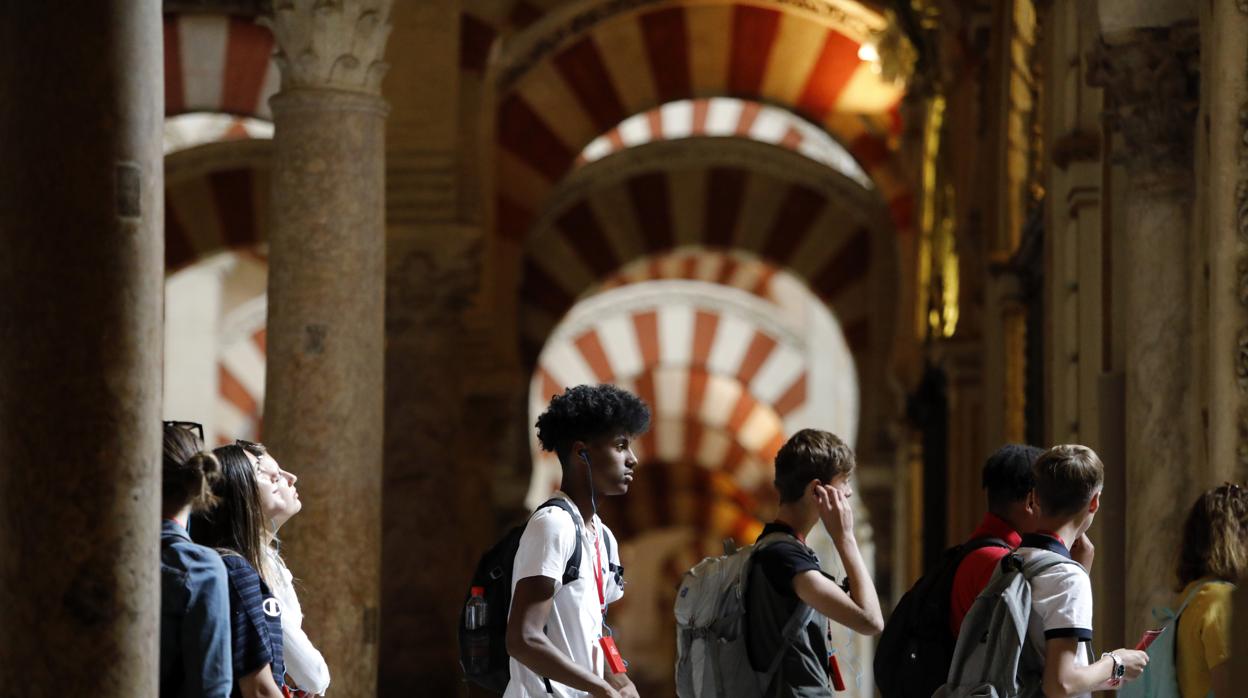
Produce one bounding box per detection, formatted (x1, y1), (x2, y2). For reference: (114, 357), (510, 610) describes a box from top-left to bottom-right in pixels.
(746, 429), (884, 697)
(1022, 444), (1148, 696)
(948, 444), (1043, 636)
(505, 385), (650, 698)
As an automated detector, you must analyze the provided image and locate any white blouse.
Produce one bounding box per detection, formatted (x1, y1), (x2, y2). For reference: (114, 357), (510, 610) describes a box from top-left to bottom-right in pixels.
(268, 549), (332, 695)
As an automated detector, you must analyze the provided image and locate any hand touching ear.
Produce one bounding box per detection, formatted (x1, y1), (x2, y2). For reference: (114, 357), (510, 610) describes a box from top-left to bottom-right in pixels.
(814, 483), (855, 545)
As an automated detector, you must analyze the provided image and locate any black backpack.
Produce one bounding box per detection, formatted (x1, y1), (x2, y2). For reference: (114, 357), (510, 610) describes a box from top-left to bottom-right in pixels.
(873, 537), (1009, 698)
(458, 498), (589, 693)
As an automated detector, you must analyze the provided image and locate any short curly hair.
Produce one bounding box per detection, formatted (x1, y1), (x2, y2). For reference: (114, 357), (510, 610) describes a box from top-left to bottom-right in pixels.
(535, 384), (651, 461)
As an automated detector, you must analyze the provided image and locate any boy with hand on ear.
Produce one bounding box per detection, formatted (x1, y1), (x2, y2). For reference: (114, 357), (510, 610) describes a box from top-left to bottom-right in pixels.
(505, 385), (650, 698)
(747, 429), (884, 697)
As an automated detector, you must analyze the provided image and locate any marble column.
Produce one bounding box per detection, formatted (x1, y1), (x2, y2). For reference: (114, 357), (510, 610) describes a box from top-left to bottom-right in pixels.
(1088, 23), (1200, 640)
(0, 2), (164, 694)
(260, 2), (392, 694)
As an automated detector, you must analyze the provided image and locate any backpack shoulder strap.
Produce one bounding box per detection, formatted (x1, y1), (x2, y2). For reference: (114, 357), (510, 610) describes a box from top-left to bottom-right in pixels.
(963, 536), (1011, 554)
(747, 531), (820, 692)
(1020, 549), (1084, 580)
(536, 498), (583, 586)
(1175, 579), (1236, 618)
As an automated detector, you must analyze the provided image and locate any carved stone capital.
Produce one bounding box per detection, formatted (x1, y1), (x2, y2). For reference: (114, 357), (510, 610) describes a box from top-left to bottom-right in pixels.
(261, 0), (393, 95)
(1087, 23), (1199, 175)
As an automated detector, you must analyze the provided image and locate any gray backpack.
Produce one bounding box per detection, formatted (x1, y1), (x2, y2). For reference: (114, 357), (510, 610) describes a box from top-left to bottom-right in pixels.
(934, 550), (1086, 698)
(674, 533), (814, 698)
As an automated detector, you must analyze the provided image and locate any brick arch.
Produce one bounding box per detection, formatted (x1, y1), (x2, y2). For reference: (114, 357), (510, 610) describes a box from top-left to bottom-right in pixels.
(164, 139), (272, 273)
(526, 276), (868, 511)
(600, 249), (783, 302)
(475, 0), (913, 254)
(163, 13), (279, 120)
(515, 137), (894, 371)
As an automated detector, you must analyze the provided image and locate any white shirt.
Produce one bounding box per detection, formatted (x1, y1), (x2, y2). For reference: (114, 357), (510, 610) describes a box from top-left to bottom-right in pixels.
(504, 492), (624, 698)
(1017, 539), (1094, 698)
(268, 549), (332, 695)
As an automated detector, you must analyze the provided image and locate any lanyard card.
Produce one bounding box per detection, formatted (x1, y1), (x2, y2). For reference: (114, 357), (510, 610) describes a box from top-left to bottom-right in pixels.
(599, 635), (626, 674)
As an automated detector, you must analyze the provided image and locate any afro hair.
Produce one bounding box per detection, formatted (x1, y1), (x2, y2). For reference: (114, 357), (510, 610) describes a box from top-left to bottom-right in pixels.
(535, 384), (651, 460)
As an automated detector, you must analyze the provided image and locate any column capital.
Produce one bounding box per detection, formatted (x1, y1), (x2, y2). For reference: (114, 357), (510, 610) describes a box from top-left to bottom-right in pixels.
(261, 0), (393, 95)
(1086, 23), (1199, 175)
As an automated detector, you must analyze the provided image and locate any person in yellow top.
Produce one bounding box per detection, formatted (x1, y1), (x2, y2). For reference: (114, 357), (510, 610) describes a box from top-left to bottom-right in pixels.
(1174, 483), (1245, 697)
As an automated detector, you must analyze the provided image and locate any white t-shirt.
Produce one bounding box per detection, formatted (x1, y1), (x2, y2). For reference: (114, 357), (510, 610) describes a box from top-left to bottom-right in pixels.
(1018, 537), (1094, 698)
(504, 493), (624, 698)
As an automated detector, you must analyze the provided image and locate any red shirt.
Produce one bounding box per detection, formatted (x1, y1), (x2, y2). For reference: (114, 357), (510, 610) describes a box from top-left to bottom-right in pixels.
(948, 512), (1021, 636)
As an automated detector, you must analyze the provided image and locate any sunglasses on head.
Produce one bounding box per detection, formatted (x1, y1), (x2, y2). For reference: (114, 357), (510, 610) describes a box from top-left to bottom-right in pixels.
(163, 420), (204, 443)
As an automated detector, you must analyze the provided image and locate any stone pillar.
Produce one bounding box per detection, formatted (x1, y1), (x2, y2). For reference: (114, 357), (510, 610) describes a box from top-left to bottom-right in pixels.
(377, 1), (503, 692)
(0, 2), (164, 694)
(260, 2), (392, 694)
(1201, 0), (1248, 484)
(1088, 23), (1200, 639)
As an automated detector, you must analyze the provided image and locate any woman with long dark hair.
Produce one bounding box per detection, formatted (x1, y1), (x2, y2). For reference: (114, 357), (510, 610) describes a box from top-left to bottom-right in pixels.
(161, 421), (231, 697)
(192, 444), (286, 698)
(236, 439), (330, 697)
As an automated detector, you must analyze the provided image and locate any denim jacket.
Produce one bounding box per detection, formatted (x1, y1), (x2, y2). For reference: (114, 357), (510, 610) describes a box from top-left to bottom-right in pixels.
(161, 519), (232, 698)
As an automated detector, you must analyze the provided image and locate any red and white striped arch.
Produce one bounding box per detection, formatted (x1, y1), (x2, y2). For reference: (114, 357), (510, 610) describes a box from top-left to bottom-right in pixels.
(216, 297), (269, 445)
(600, 249), (782, 302)
(161, 11), (278, 445)
(576, 98), (872, 187)
(164, 13), (279, 120)
(514, 137), (891, 365)
(475, 0), (914, 251)
(526, 280), (859, 508)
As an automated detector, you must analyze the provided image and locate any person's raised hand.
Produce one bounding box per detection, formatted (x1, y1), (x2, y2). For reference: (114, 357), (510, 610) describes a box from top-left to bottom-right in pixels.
(1070, 533), (1095, 571)
(815, 483), (855, 546)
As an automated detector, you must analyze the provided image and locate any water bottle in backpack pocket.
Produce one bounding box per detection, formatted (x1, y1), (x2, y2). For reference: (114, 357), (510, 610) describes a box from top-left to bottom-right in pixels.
(458, 498), (585, 694)
(464, 586), (491, 675)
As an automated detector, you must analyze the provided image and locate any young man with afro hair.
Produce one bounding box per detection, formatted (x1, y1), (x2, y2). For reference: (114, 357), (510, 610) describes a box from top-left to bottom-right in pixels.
(505, 384), (650, 698)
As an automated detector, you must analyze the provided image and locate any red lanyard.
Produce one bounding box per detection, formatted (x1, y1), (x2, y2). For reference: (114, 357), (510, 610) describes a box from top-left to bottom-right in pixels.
(591, 521), (606, 612)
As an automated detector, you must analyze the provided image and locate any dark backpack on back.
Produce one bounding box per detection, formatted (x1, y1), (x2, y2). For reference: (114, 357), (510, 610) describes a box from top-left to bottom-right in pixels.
(458, 498), (586, 694)
(873, 537), (1009, 698)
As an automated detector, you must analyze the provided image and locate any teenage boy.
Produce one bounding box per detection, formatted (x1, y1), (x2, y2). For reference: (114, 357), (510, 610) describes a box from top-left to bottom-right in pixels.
(746, 429), (884, 697)
(505, 385), (650, 698)
(1022, 444), (1147, 696)
(948, 444), (1043, 635)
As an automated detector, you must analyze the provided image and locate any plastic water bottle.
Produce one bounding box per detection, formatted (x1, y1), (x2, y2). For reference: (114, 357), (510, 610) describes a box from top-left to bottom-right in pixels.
(464, 586), (489, 674)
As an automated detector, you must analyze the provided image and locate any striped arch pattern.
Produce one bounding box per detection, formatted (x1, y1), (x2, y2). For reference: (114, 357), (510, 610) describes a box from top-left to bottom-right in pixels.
(571, 98), (912, 234)
(161, 13), (277, 447)
(517, 150), (878, 363)
(532, 302), (810, 500)
(470, 1), (913, 245)
(601, 249), (781, 302)
(165, 148), (272, 273)
(164, 13), (279, 120)
(217, 326), (268, 445)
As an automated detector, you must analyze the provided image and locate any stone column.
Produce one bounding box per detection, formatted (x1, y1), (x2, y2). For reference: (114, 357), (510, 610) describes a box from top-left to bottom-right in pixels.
(1202, 0), (1248, 484)
(0, 2), (164, 694)
(260, 2), (392, 694)
(1088, 23), (1200, 640)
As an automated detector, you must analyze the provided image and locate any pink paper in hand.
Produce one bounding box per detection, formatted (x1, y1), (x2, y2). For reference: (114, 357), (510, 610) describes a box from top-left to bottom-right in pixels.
(1136, 627), (1165, 651)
